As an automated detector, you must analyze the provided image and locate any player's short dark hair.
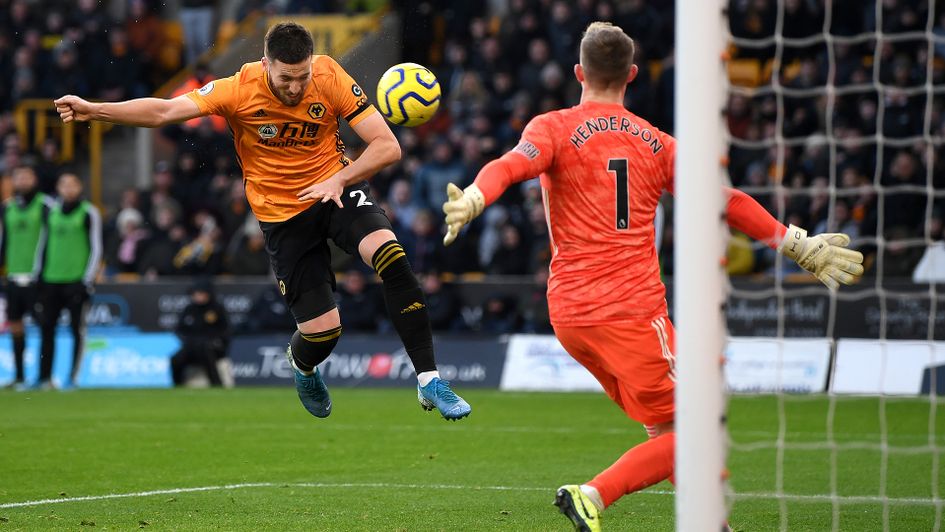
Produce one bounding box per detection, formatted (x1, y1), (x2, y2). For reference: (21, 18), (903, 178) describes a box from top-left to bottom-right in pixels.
(264, 22), (314, 65)
(580, 22), (635, 89)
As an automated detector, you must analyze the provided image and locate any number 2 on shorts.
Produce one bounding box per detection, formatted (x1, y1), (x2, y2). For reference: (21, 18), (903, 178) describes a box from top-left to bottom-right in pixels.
(349, 189), (373, 207)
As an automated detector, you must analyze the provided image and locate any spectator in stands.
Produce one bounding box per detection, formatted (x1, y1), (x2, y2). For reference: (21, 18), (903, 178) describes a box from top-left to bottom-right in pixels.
(488, 224), (530, 275)
(180, 0), (216, 65)
(726, 231), (756, 275)
(447, 72), (490, 124)
(834, 42), (865, 86)
(400, 209), (440, 274)
(780, 0), (822, 61)
(518, 38), (552, 96)
(522, 267), (552, 334)
(814, 200), (861, 242)
(224, 218), (270, 276)
(884, 151), (926, 235)
(459, 136), (487, 181)
(34, 138), (63, 195)
(546, 1), (581, 66)
(524, 201), (551, 272)
(913, 211), (945, 282)
(10, 47), (39, 107)
(137, 206), (187, 278)
(4, 1), (34, 46)
(421, 271), (461, 331)
(108, 206), (149, 273)
(173, 151), (209, 206)
(126, 0), (167, 89)
(217, 178), (251, 241)
(471, 36), (507, 87)
(40, 41), (88, 98)
(412, 140), (466, 212)
(618, 0), (667, 56)
(244, 283), (295, 333)
(99, 27), (147, 102)
(335, 268), (382, 331)
(173, 210), (224, 275)
(437, 40), (469, 98)
(476, 204), (508, 269)
(145, 161), (185, 224)
(170, 278), (231, 387)
(478, 294), (520, 334)
(386, 179), (419, 230)
(883, 226), (925, 277)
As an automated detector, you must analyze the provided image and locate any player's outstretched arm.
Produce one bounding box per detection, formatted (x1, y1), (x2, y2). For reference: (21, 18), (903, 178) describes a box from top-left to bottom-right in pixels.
(442, 149), (542, 245)
(53, 94), (203, 128)
(725, 188), (864, 289)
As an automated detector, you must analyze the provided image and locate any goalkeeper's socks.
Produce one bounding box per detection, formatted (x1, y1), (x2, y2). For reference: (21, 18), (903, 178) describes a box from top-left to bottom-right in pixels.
(290, 328), (342, 374)
(587, 432), (675, 508)
(372, 240), (437, 374)
(579, 485), (604, 512)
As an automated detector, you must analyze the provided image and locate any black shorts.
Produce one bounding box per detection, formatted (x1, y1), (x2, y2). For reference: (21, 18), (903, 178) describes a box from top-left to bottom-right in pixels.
(259, 181), (392, 323)
(5, 281), (38, 321)
(38, 282), (90, 327)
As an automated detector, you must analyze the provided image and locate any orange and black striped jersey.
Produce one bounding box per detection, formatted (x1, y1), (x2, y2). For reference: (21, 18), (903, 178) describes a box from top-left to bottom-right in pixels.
(186, 55), (376, 222)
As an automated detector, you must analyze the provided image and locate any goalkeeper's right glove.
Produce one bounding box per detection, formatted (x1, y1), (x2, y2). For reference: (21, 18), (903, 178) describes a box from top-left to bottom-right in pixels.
(442, 182), (485, 246)
(779, 224), (865, 290)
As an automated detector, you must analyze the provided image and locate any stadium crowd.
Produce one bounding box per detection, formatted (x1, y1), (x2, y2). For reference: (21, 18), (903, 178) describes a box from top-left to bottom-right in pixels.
(3, 0), (945, 332)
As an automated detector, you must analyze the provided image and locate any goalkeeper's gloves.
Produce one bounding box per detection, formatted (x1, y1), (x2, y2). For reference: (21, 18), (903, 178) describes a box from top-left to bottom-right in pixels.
(442, 182), (485, 246)
(779, 224), (865, 290)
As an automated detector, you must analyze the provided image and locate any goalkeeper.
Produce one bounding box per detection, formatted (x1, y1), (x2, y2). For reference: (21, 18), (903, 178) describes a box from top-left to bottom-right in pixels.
(442, 22), (864, 531)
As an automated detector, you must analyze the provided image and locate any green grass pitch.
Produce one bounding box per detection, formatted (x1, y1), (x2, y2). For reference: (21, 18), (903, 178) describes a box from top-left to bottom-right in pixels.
(1, 388), (943, 530)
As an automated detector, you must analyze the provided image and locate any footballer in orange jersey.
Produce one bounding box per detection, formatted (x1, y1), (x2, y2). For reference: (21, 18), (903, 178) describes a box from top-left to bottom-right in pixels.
(443, 22), (864, 531)
(55, 22), (470, 421)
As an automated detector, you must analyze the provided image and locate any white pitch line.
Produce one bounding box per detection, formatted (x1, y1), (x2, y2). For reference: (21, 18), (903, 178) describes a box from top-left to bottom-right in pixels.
(0, 482), (560, 509)
(1, 482), (942, 510)
(731, 492), (945, 507)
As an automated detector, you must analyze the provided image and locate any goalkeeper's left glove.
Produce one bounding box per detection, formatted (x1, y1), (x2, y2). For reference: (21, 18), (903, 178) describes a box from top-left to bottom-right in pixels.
(779, 224), (865, 290)
(442, 182), (485, 246)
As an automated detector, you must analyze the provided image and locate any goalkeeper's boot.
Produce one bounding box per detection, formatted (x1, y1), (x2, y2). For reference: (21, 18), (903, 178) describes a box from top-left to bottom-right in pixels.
(288, 347), (332, 418)
(417, 377), (471, 420)
(554, 485), (602, 532)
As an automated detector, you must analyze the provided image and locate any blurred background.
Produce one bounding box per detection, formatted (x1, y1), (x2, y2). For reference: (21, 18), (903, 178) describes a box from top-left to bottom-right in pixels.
(1, 0), (943, 388)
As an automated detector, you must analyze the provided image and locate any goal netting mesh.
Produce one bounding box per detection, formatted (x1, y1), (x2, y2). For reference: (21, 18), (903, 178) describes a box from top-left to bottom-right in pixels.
(723, 0), (944, 529)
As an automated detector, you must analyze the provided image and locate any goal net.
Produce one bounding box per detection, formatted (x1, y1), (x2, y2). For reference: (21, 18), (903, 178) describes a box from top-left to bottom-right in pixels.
(711, 0), (945, 530)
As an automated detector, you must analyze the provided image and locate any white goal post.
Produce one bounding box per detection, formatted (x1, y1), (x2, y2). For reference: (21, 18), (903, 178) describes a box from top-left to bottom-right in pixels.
(674, 0), (730, 530)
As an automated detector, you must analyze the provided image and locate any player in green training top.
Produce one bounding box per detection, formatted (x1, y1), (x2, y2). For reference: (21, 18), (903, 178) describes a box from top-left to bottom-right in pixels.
(1, 165), (53, 389)
(37, 172), (102, 389)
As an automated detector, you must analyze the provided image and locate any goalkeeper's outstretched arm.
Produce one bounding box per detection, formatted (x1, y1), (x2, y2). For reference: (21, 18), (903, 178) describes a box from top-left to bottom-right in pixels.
(54, 94), (204, 128)
(442, 150), (541, 245)
(724, 188), (864, 289)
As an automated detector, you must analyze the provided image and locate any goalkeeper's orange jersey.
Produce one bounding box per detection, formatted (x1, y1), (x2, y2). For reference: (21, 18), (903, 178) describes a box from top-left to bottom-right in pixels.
(186, 55), (376, 222)
(505, 101), (676, 325)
